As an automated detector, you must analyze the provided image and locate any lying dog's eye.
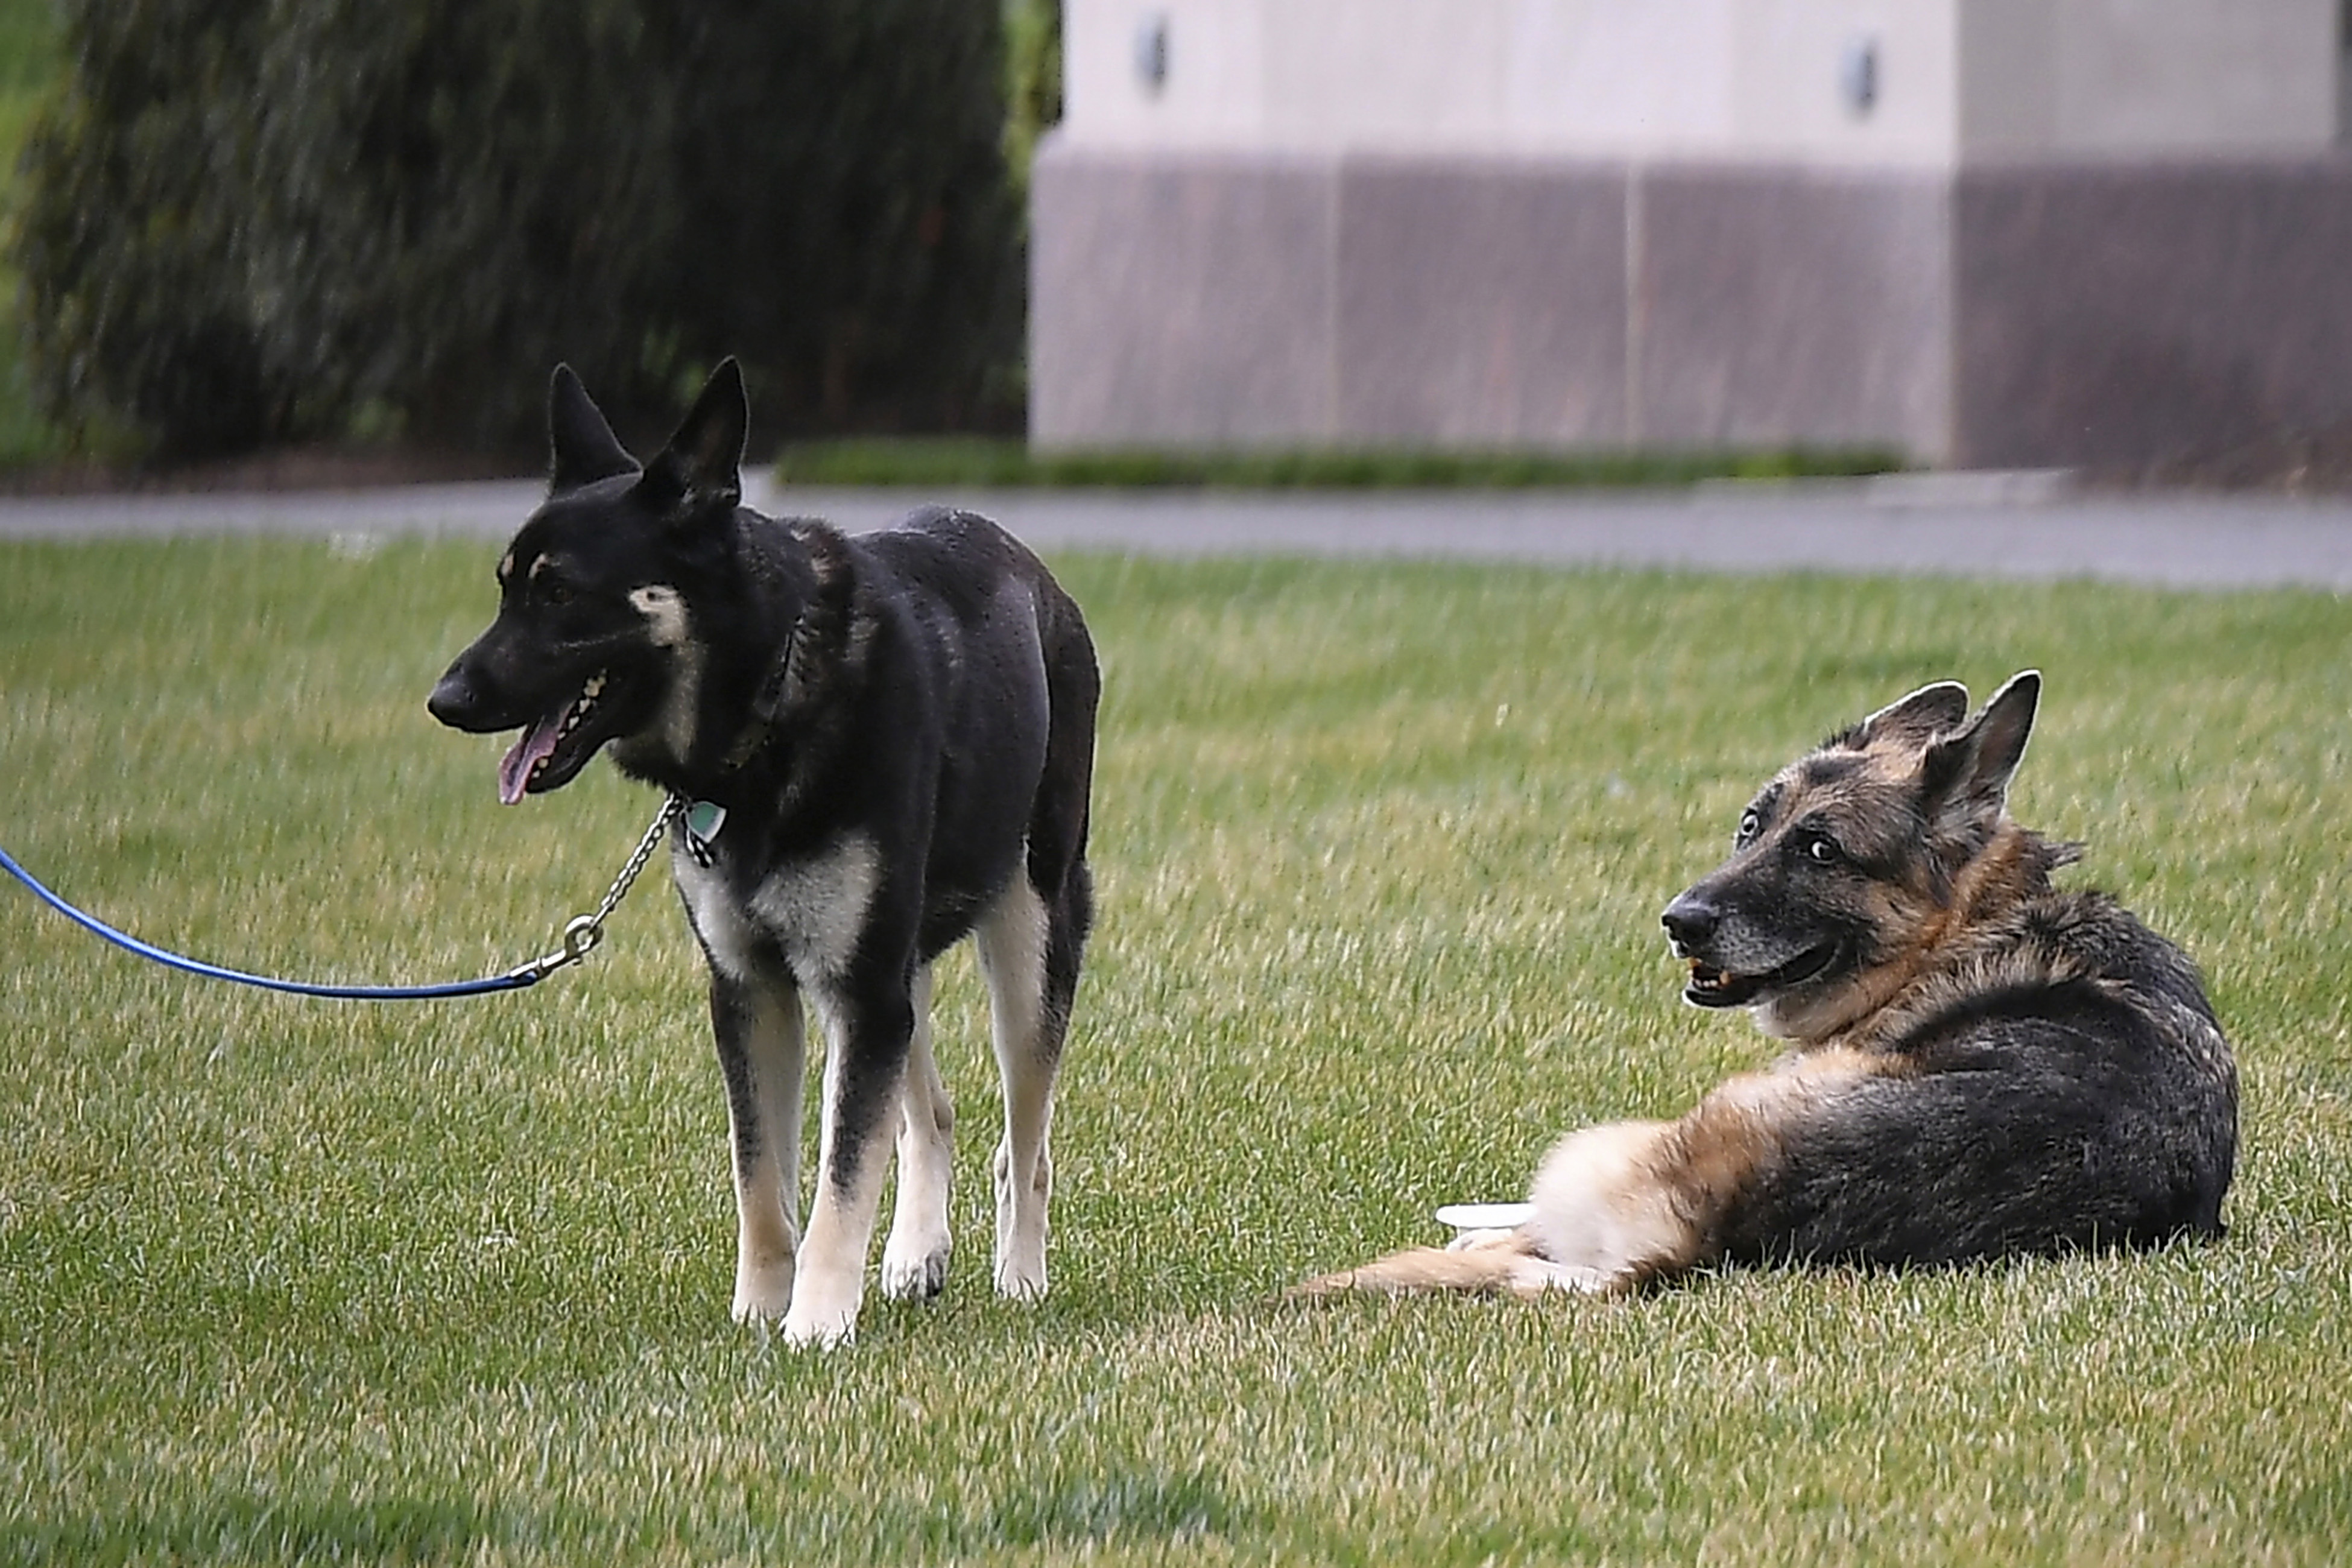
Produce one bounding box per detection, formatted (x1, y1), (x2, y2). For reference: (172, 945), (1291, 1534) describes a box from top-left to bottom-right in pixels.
(1804, 834), (1842, 865)
(1736, 809), (1761, 846)
(542, 578), (574, 607)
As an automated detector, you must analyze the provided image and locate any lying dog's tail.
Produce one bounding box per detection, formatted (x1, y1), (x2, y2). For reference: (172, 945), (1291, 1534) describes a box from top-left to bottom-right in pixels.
(1292, 1232), (1610, 1300)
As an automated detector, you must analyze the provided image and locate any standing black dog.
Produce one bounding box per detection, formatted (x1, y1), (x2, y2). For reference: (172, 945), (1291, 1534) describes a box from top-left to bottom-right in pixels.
(429, 361), (1097, 1347)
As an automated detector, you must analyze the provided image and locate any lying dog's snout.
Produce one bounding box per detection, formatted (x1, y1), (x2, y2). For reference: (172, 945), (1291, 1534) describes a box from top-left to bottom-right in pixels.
(1660, 894), (1718, 956)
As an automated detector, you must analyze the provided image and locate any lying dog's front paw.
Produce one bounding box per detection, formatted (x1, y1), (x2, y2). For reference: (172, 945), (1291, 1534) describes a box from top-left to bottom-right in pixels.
(1444, 1226), (1522, 1253)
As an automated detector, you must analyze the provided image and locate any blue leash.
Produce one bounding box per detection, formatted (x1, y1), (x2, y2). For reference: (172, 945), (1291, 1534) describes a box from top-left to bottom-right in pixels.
(0, 794), (683, 1001)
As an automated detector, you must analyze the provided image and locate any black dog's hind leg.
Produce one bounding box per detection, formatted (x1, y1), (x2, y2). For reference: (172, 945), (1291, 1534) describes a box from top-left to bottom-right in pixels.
(880, 966), (956, 1302)
(712, 972), (806, 1323)
(784, 981), (915, 1347)
(977, 850), (1092, 1300)
(979, 601), (1096, 1301)
(976, 879), (1055, 1298)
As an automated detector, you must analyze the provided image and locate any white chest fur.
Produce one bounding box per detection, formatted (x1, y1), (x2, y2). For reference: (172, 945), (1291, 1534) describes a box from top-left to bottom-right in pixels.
(674, 831), (881, 984)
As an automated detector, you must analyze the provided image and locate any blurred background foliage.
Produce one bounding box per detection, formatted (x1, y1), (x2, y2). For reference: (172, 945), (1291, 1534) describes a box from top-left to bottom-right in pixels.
(2, 0), (1066, 464)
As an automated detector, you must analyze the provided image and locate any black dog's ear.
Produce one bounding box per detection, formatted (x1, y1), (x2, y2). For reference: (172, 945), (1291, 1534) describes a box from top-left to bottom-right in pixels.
(1920, 670), (2040, 830)
(547, 364), (640, 495)
(635, 359), (747, 519)
(1847, 680), (1970, 751)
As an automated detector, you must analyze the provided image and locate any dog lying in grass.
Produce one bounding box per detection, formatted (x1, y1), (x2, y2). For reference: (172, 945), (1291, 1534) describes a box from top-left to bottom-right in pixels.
(1301, 672), (2237, 1297)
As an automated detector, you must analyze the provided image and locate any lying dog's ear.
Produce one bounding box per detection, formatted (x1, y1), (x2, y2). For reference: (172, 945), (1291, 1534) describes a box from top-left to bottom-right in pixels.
(1920, 669), (2040, 832)
(548, 364), (640, 495)
(1846, 680), (1970, 751)
(636, 359), (747, 519)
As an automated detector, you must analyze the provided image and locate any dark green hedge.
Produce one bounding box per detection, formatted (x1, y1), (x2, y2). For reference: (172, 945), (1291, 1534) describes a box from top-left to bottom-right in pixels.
(16, 0), (1021, 459)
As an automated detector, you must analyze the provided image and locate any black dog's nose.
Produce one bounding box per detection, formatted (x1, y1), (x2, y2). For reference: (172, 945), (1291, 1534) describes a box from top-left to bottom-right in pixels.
(427, 665), (484, 730)
(1660, 895), (1718, 953)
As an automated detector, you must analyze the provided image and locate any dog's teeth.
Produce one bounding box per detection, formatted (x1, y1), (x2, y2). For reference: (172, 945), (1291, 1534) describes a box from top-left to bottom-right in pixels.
(556, 676), (604, 742)
(1687, 962), (1732, 992)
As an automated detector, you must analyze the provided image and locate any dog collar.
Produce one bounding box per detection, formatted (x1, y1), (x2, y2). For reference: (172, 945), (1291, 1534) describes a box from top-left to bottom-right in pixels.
(721, 622), (800, 772)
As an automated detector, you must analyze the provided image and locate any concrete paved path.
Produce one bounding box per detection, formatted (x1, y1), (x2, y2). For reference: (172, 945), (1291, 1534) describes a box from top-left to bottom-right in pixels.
(5, 472), (2351, 591)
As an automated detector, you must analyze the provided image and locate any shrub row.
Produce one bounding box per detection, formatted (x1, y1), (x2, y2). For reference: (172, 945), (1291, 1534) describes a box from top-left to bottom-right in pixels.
(16, 0), (1023, 459)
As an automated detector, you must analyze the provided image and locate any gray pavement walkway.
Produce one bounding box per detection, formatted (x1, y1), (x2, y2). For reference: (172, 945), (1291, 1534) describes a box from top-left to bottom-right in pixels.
(4, 471), (2351, 591)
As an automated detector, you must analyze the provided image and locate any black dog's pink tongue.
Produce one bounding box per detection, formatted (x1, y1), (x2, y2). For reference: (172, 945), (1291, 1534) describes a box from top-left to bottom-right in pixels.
(498, 714), (563, 806)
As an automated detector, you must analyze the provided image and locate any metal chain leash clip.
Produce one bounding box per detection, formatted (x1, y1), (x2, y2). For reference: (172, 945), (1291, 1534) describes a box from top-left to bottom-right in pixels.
(505, 792), (687, 984)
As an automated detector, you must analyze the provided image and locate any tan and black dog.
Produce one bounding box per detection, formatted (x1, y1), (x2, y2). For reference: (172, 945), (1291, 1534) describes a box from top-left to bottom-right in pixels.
(431, 362), (1097, 1347)
(1300, 672), (2237, 1298)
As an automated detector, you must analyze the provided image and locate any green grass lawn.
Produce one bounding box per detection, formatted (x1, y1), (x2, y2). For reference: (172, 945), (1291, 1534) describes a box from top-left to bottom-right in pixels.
(4, 539), (2351, 1564)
